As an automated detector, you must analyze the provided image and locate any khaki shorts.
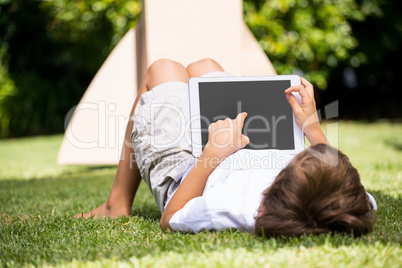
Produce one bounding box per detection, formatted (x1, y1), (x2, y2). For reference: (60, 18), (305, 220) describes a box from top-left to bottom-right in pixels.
(131, 71), (230, 213)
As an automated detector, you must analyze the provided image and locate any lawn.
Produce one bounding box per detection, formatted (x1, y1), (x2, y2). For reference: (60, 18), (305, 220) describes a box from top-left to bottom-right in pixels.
(0, 121), (401, 267)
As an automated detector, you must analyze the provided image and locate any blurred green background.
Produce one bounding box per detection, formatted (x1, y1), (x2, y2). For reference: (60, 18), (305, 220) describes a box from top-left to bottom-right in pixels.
(0, 0), (401, 138)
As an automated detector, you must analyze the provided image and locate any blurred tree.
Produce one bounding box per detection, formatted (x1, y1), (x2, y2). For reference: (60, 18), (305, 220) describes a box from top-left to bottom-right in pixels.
(324, 0), (402, 119)
(243, 0), (367, 90)
(244, 0), (401, 119)
(0, 0), (140, 137)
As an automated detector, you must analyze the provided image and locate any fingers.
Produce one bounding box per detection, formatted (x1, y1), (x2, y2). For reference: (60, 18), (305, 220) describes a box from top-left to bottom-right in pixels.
(236, 113), (249, 147)
(284, 85), (312, 100)
(286, 93), (302, 115)
(209, 113), (246, 135)
(235, 112), (247, 128)
(285, 77), (314, 100)
(300, 77), (314, 97)
(209, 113), (249, 147)
(209, 113), (247, 134)
(241, 134), (250, 146)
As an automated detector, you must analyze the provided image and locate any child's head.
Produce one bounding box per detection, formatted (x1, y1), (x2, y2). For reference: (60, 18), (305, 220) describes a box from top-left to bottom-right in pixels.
(255, 144), (375, 237)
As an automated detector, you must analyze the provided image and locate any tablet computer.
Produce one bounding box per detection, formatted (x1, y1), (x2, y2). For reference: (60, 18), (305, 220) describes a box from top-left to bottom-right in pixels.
(188, 75), (304, 158)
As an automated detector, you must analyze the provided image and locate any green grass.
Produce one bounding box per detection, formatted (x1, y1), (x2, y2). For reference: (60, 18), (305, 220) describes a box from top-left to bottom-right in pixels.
(0, 121), (401, 267)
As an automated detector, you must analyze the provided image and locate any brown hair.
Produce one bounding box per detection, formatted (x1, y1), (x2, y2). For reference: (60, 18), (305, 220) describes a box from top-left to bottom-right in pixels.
(255, 144), (376, 237)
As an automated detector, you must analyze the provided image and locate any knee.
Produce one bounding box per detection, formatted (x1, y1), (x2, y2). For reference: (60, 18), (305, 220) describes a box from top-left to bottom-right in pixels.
(148, 58), (185, 73)
(187, 58), (221, 71)
(143, 59), (188, 89)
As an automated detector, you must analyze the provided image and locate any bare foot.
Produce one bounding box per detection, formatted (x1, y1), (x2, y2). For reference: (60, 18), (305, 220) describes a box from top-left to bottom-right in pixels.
(74, 202), (131, 219)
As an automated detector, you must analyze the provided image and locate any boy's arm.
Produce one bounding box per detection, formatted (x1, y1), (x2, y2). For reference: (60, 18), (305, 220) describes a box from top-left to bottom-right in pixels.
(160, 113), (250, 230)
(284, 77), (328, 145)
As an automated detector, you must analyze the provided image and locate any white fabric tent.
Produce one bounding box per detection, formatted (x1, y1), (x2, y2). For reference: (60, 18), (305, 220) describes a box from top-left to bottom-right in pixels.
(58, 0), (276, 165)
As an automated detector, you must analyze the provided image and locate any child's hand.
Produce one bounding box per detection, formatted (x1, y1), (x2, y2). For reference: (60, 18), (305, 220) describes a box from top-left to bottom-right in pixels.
(162, 116), (249, 230)
(204, 112), (250, 161)
(285, 78), (327, 145)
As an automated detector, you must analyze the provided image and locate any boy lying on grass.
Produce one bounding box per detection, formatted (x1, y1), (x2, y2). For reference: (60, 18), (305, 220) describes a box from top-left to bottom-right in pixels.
(75, 58), (376, 237)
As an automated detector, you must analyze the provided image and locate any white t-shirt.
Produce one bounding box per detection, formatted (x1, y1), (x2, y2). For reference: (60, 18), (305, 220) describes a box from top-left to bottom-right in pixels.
(168, 150), (293, 233)
(168, 150), (378, 233)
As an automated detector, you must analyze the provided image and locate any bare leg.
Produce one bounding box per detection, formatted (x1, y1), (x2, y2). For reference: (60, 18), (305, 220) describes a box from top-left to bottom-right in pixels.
(75, 59), (189, 218)
(186, 58), (224, 78)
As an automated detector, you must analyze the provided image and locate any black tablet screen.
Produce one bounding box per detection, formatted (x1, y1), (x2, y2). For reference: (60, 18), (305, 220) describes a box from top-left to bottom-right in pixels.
(198, 80), (295, 150)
